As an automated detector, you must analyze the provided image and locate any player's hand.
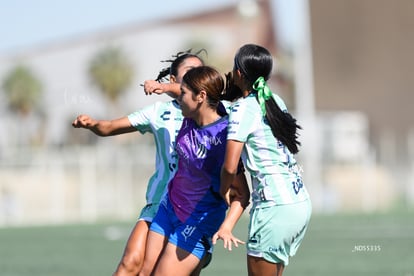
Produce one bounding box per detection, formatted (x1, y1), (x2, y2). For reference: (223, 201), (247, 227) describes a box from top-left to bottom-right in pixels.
(72, 114), (95, 129)
(143, 80), (164, 95)
(212, 228), (245, 251)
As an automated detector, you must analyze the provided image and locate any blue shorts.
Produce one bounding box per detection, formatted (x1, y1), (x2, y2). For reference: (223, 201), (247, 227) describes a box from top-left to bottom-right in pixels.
(247, 199), (312, 266)
(150, 197), (224, 260)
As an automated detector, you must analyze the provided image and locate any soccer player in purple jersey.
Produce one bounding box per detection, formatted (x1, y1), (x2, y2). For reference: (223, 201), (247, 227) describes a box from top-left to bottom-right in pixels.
(139, 66), (249, 276)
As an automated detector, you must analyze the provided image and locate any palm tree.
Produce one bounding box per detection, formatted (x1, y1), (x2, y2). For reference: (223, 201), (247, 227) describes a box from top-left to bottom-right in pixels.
(2, 65), (44, 147)
(88, 46), (135, 215)
(2, 65), (42, 115)
(88, 46), (134, 103)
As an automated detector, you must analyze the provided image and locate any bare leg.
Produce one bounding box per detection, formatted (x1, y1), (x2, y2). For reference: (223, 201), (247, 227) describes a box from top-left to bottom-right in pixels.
(247, 255), (284, 276)
(138, 231), (168, 276)
(154, 242), (201, 276)
(113, 220), (150, 276)
(190, 252), (211, 276)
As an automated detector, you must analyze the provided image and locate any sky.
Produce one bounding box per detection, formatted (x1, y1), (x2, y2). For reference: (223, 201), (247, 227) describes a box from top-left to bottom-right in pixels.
(0, 0), (239, 53)
(0, 0), (301, 54)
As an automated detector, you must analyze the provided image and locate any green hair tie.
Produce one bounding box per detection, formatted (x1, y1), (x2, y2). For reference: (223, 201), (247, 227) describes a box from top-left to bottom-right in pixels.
(252, 76), (272, 115)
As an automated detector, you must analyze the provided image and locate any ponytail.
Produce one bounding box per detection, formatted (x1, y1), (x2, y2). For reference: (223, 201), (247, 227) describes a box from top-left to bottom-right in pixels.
(253, 77), (301, 154)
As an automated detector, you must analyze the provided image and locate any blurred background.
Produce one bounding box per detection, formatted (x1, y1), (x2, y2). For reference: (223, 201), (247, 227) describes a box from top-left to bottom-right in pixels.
(0, 0), (413, 226)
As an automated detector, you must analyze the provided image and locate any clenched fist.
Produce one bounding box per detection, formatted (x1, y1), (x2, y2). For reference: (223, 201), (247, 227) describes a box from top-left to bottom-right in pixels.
(72, 114), (96, 129)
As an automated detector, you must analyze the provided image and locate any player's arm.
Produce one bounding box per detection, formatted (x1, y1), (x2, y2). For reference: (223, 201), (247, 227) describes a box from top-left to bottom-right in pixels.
(72, 115), (136, 136)
(220, 139), (245, 205)
(213, 172), (250, 251)
(231, 171), (250, 209)
(143, 80), (181, 98)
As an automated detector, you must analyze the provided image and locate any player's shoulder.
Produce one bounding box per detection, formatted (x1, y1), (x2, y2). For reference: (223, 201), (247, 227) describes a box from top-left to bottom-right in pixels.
(148, 100), (180, 112)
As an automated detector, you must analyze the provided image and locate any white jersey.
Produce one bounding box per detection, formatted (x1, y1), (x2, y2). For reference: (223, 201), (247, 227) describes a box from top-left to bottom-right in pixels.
(227, 93), (310, 207)
(128, 100), (183, 205)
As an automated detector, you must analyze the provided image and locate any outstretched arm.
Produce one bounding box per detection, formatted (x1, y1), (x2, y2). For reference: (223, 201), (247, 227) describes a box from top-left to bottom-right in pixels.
(72, 115), (136, 136)
(143, 80), (181, 98)
(212, 171), (250, 251)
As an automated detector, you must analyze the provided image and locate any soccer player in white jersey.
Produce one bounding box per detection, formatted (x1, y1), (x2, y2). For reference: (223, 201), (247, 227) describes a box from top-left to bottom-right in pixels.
(72, 50), (207, 276)
(218, 44), (312, 276)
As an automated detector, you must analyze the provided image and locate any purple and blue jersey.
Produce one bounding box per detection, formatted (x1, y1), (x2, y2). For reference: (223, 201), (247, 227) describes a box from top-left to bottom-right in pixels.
(168, 116), (229, 223)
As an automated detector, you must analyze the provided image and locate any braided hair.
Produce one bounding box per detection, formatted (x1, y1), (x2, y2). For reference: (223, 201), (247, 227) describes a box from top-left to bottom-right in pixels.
(155, 49), (207, 82)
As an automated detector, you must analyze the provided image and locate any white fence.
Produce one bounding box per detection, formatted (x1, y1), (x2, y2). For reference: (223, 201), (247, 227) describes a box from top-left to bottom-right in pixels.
(1, 111), (413, 227)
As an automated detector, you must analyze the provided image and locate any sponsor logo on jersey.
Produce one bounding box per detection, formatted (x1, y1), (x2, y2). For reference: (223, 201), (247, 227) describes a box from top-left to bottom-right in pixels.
(160, 111), (171, 121)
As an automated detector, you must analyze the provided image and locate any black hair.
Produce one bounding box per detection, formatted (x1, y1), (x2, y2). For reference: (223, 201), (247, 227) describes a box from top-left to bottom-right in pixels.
(220, 71), (243, 102)
(155, 49), (207, 82)
(235, 44), (302, 154)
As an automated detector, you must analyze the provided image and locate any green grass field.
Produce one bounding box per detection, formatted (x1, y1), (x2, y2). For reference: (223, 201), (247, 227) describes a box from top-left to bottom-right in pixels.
(1, 211), (413, 276)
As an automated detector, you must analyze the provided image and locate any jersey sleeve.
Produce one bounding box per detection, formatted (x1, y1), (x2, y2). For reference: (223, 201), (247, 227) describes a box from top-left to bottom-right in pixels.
(127, 104), (156, 134)
(227, 100), (254, 142)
